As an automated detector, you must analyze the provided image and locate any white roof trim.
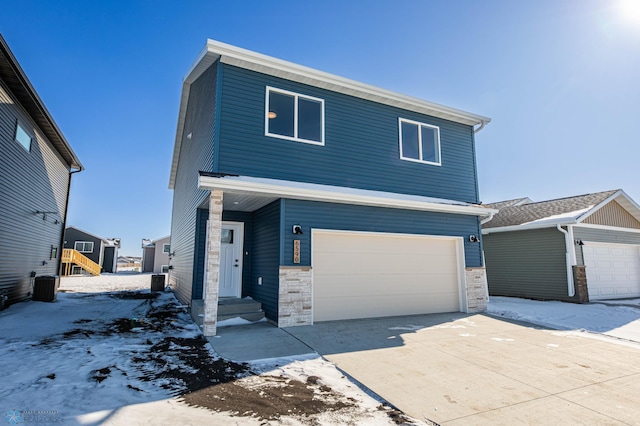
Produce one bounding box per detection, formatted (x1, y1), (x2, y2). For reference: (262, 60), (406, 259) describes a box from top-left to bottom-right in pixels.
(198, 175), (495, 217)
(482, 221), (575, 235)
(483, 189), (640, 234)
(170, 39), (491, 188)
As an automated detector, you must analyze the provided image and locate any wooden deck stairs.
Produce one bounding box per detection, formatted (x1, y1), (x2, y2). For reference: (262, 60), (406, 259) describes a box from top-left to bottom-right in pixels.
(61, 249), (101, 276)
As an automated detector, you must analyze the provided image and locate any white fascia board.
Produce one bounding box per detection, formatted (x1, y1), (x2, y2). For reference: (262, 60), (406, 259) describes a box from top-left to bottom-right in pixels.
(482, 220), (577, 235)
(199, 175), (495, 217)
(209, 38), (490, 127)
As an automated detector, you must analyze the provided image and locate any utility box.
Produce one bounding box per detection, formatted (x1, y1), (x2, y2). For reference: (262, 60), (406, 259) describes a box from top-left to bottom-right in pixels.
(151, 274), (165, 292)
(33, 275), (59, 302)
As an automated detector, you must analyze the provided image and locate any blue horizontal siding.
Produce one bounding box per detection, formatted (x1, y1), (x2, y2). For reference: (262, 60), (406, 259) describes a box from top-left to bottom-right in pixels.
(280, 199), (483, 268)
(217, 64), (479, 204)
(249, 201), (281, 320)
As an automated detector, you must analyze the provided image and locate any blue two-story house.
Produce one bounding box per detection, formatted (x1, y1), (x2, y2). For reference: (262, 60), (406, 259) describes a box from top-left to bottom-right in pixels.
(169, 40), (495, 336)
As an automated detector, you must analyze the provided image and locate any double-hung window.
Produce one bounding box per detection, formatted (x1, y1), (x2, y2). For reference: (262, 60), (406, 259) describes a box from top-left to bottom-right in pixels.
(74, 241), (94, 253)
(399, 118), (441, 166)
(265, 87), (324, 145)
(15, 121), (32, 152)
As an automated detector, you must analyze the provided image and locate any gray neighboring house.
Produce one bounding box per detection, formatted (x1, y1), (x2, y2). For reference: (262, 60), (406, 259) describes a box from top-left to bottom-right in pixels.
(141, 236), (171, 273)
(482, 189), (640, 302)
(0, 34), (83, 307)
(63, 226), (120, 274)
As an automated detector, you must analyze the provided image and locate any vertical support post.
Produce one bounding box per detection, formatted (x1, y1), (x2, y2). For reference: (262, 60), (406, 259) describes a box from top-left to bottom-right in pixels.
(203, 190), (223, 336)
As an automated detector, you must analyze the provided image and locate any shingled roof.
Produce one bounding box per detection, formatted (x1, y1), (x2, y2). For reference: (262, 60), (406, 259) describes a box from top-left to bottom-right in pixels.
(483, 190), (620, 229)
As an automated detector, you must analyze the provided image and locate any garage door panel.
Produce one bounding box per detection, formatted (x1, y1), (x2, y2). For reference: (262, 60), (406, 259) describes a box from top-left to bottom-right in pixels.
(313, 252), (457, 276)
(313, 231), (463, 322)
(313, 273), (459, 298)
(583, 242), (640, 300)
(314, 292), (460, 322)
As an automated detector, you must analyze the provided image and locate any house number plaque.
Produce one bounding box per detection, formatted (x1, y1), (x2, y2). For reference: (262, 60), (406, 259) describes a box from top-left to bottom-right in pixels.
(293, 240), (301, 264)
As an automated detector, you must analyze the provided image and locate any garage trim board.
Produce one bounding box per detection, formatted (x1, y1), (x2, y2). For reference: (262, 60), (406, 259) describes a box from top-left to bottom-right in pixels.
(311, 229), (467, 323)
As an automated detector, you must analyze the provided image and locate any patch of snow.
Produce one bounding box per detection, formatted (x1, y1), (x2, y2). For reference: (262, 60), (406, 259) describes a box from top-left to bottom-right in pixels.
(488, 296), (640, 343)
(217, 316), (267, 328)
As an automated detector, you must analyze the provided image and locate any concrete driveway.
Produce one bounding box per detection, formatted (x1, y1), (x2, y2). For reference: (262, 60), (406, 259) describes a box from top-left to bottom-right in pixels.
(285, 313), (640, 425)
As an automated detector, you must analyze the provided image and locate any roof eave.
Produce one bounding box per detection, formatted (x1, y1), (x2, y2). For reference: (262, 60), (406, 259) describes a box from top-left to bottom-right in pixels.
(169, 39), (491, 188)
(482, 219), (578, 235)
(199, 174), (496, 217)
(0, 34), (83, 171)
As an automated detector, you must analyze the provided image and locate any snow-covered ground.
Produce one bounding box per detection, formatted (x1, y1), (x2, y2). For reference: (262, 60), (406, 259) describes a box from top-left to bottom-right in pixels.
(0, 274), (418, 425)
(488, 296), (640, 343)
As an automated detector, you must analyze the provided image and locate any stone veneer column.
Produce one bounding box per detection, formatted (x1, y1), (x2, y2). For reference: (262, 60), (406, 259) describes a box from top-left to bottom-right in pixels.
(202, 190), (223, 336)
(278, 266), (313, 327)
(465, 268), (488, 313)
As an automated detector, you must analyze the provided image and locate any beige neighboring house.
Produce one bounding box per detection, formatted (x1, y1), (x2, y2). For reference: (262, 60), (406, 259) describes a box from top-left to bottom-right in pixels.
(142, 236), (171, 274)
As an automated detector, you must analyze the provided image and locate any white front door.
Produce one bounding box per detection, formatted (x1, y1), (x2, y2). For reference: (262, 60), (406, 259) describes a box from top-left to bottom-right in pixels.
(219, 222), (244, 298)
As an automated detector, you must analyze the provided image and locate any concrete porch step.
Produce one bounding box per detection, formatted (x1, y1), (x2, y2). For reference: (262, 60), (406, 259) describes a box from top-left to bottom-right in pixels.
(190, 298), (265, 327)
(217, 298), (262, 315)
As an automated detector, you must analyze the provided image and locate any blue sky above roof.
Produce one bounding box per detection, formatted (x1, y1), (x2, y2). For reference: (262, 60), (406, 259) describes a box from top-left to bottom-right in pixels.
(1, 0), (639, 255)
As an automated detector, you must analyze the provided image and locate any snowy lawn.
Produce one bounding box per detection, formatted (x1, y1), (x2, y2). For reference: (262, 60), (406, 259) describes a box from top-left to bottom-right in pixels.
(487, 296), (640, 343)
(0, 274), (418, 425)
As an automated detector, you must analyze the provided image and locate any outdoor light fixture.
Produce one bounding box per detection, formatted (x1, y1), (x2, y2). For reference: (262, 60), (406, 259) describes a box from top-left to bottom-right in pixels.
(469, 235), (479, 243)
(575, 239), (584, 246)
(268, 111), (277, 119)
(292, 225), (303, 235)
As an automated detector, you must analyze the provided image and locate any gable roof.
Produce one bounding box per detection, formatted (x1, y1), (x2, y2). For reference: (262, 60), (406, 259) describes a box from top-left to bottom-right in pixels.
(484, 197), (533, 210)
(65, 226), (119, 246)
(0, 34), (82, 170)
(169, 39), (491, 189)
(482, 190), (640, 233)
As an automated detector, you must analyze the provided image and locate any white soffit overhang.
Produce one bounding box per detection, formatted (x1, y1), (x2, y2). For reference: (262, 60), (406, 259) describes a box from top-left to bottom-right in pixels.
(199, 175), (495, 217)
(169, 39), (491, 188)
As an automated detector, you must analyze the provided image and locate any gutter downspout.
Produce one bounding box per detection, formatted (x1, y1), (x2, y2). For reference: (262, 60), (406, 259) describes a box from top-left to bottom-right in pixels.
(556, 225), (575, 297)
(474, 120), (489, 134)
(58, 168), (82, 276)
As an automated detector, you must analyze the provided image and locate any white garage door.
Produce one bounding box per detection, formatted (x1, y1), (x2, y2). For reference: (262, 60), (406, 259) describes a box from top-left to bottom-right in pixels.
(312, 230), (464, 322)
(582, 242), (640, 300)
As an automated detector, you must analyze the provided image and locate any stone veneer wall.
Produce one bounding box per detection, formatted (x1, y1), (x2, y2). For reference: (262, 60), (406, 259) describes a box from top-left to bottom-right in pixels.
(278, 266), (313, 327)
(465, 268), (488, 313)
(202, 190), (223, 336)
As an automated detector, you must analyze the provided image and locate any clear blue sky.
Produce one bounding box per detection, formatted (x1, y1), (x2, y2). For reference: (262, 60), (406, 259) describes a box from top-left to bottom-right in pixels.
(2, 1), (639, 256)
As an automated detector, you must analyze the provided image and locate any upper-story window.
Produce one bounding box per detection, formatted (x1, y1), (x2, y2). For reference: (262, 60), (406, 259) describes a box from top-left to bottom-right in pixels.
(265, 87), (324, 145)
(15, 121), (32, 152)
(398, 118), (441, 166)
(74, 241), (94, 253)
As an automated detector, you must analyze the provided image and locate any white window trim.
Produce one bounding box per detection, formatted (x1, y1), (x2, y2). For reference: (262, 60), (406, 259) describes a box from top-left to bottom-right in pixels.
(14, 120), (32, 152)
(265, 86), (325, 146)
(74, 241), (94, 253)
(398, 118), (442, 166)
(162, 243), (170, 254)
(160, 265), (169, 273)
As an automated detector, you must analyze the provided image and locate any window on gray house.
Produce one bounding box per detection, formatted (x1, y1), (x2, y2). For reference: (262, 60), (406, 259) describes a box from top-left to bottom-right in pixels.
(15, 121), (32, 152)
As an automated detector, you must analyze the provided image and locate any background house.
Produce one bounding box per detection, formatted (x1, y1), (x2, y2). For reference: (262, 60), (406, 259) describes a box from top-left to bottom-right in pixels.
(169, 40), (494, 336)
(63, 226), (120, 274)
(483, 190), (640, 302)
(0, 34), (83, 307)
(141, 236), (171, 273)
